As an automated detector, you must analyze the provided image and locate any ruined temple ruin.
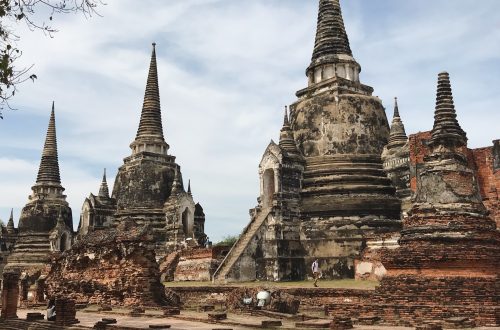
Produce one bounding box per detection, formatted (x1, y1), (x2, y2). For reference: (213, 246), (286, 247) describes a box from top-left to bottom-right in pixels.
(2, 104), (74, 299)
(214, 0), (402, 282)
(45, 219), (172, 307)
(78, 44), (207, 256)
(327, 72), (500, 327)
(213, 0), (499, 283)
(382, 101), (500, 226)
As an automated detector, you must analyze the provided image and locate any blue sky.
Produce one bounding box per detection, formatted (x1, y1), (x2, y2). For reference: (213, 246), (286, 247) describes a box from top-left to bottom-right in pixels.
(0, 0), (499, 242)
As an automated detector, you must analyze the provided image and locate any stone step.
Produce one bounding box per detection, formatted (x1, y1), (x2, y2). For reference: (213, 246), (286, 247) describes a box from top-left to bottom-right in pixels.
(214, 208), (271, 280)
(301, 184), (395, 194)
(303, 173), (391, 185)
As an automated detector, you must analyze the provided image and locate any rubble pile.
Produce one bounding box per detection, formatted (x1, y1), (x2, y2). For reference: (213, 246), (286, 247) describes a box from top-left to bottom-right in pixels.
(45, 219), (171, 307)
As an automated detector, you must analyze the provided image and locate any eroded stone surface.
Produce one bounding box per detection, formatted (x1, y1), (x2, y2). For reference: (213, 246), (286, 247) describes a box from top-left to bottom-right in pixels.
(215, 0), (401, 283)
(327, 72), (500, 327)
(45, 220), (171, 307)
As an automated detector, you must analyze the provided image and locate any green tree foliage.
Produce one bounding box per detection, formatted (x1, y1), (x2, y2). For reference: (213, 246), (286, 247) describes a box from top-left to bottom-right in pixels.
(0, 0), (102, 118)
(215, 234), (239, 247)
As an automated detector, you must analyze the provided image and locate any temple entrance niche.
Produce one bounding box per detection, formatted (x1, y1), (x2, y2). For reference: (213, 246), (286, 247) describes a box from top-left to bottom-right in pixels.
(181, 208), (192, 237)
(263, 168), (276, 207)
(60, 233), (67, 252)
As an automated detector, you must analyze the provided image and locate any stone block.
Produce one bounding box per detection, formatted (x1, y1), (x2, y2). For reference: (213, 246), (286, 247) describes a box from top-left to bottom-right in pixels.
(163, 307), (180, 316)
(102, 318), (117, 324)
(198, 304), (215, 312)
(208, 312), (227, 321)
(26, 312), (44, 321)
(329, 317), (353, 329)
(261, 320), (282, 328)
(295, 319), (331, 328)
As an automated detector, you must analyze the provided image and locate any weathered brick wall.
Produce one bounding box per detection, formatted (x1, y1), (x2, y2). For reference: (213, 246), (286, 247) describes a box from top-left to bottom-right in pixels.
(0, 272), (19, 319)
(170, 286), (374, 310)
(470, 146), (500, 228)
(326, 276), (499, 327)
(45, 221), (169, 307)
(408, 131), (432, 192)
(173, 252), (218, 282)
(408, 132), (499, 227)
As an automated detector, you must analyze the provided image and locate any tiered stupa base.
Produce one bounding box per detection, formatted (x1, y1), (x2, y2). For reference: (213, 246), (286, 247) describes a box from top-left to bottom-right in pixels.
(298, 154), (402, 278)
(326, 207), (500, 327)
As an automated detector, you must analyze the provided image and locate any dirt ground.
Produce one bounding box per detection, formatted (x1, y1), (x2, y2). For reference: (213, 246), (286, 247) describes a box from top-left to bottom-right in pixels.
(18, 307), (494, 330)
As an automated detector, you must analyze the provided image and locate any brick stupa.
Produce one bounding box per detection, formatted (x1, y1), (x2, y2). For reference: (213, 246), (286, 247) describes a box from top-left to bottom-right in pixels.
(328, 72), (500, 327)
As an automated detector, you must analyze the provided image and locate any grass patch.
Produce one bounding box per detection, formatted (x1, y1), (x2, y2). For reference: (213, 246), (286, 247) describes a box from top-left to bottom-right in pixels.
(164, 279), (378, 290)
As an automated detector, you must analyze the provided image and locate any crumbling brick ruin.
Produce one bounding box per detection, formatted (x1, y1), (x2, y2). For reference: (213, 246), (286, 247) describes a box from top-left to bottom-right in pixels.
(326, 72), (500, 327)
(45, 219), (170, 307)
(1, 271), (20, 319)
(383, 111), (500, 226)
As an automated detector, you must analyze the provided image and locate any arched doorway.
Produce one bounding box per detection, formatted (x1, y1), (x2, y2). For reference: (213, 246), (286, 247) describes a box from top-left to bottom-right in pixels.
(182, 208), (191, 236)
(263, 168), (275, 207)
(60, 233), (67, 252)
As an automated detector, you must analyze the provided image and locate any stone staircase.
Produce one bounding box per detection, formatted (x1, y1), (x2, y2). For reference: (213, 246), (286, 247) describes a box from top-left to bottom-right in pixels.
(158, 251), (180, 282)
(213, 207), (271, 282)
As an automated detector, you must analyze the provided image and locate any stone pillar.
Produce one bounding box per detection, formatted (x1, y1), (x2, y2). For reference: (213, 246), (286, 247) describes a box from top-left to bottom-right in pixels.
(55, 297), (78, 326)
(1, 272), (20, 319)
(19, 277), (28, 301)
(35, 277), (46, 302)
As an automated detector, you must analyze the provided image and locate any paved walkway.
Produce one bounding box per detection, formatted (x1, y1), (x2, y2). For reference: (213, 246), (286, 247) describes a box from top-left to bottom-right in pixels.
(18, 309), (250, 330)
(17, 308), (499, 330)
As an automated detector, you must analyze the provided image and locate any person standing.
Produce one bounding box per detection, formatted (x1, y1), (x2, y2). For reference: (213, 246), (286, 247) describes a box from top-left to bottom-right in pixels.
(311, 259), (320, 287)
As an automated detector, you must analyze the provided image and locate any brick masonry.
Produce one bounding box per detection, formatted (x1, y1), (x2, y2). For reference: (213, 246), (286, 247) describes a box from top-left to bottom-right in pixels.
(408, 131), (499, 226)
(0, 272), (19, 319)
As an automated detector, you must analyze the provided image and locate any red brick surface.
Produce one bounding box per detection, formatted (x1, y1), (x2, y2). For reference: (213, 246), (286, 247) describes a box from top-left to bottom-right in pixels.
(408, 132), (499, 227)
(0, 272), (20, 319)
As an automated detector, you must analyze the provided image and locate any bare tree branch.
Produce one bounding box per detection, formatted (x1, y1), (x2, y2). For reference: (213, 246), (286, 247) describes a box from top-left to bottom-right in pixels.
(0, 0), (104, 118)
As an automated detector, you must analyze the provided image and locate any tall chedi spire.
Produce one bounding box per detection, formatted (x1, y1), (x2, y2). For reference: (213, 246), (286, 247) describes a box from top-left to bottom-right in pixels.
(98, 168), (110, 198)
(217, 0), (401, 282)
(430, 71), (467, 147)
(31, 102), (66, 200)
(311, 0), (352, 60)
(6, 208), (15, 233)
(130, 43), (170, 156)
(6, 101), (73, 276)
(288, 0), (400, 279)
(306, 0), (361, 86)
(374, 72), (499, 328)
(387, 97), (408, 149)
(292, 0), (399, 219)
(414, 71), (483, 207)
(113, 42), (181, 224)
